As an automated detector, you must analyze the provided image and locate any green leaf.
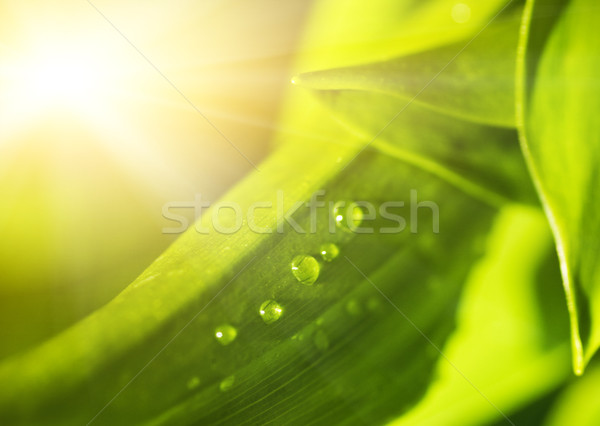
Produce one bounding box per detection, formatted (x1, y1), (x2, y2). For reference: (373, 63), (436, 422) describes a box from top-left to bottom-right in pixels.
(0, 1), (558, 424)
(0, 133), (497, 424)
(393, 205), (570, 425)
(544, 361), (600, 425)
(298, 0), (510, 71)
(293, 3), (524, 127)
(517, 0), (600, 373)
(298, 89), (537, 206)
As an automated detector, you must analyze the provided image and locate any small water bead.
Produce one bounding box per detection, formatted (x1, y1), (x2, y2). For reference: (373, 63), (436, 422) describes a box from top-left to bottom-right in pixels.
(319, 243), (339, 262)
(259, 300), (283, 324)
(291, 254), (320, 285)
(291, 332), (305, 341)
(451, 3), (471, 24)
(367, 297), (382, 312)
(187, 376), (200, 390)
(333, 201), (365, 232)
(313, 329), (330, 352)
(214, 324), (238, 345)
(345, 299), (362, 316)
(219, 375), (235, 392)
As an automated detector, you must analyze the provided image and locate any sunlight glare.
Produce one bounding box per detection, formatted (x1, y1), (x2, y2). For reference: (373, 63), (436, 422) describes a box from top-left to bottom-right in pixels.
(5, 41), (116, 118)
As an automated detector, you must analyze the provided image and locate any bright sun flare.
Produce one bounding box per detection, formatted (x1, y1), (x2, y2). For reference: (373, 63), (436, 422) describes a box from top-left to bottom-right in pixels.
(0, 2), (145, 142)
(21, 51), (106, 109)
(2, 41), (117, 123)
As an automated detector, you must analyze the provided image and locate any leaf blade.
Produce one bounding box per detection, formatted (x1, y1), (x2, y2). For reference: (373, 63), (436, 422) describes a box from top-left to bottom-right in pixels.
(517, 0), (600, 373)
(293, 4), (524, 128)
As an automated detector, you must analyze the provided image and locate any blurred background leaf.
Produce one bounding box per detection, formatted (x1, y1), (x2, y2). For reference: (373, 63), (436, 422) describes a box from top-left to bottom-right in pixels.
(392, 205), (570, 426)
(517, 0), (600, 372)
(544, 357), (600, 425)
(294, 2), (523, 128)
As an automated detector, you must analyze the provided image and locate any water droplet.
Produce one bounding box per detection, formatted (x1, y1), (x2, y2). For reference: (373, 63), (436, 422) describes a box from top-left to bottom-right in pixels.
(291, 254), (320, 285)
(345, 299), (362, 316)
(313, 329), (329, 352)
(214, 324), (238, 345)
(319, 243), (339, 262)
(220, 375), (235, 392)
(259, 300), (283, 324)
(333, 201), (364, 232)
(187, 376), (200, 390)
(367, 297), (382, 312)
(451, 3), (471, 24)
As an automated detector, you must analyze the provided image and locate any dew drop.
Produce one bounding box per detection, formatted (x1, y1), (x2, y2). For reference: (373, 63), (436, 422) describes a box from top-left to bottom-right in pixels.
(220, 375), (235, 392)
(313, 329), (329, 352)
(451, 3), (471, 24)
(214, 324), (237, 345)
(259, 300), (284, 324)
(367, 297), (382, 312)
(291, 254), (320, 285)
(333, 201), (365, 232)
(319, 243), (339, 262)
(345, 299), (362, 316)
(187, 376), (200, 390)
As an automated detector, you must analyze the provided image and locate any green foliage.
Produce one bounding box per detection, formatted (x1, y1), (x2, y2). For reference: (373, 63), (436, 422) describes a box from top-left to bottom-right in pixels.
(517, 0), (600, 373)
(294, 3), (523, 127)
(392, 206), (570, 426)
(544, 363), (600, 425)
(0, 127), (497, 424)
(2, 0), (599, 424)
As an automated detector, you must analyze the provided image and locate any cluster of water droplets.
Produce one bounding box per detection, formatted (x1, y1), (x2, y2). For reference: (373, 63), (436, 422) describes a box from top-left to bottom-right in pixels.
(202, 202), (367, 392)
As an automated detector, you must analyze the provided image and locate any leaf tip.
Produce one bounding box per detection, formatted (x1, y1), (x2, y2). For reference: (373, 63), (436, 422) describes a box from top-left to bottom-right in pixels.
(290, 72), (314, 88)
(572, 332), (585, 376)
(288, 71), (332, 90)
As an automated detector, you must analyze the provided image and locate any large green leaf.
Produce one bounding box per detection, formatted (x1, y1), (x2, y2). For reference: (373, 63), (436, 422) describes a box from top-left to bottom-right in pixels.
(293, 3), (524, 127)
(0, 129), (497, 423)
(517, 0), (600, 373)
